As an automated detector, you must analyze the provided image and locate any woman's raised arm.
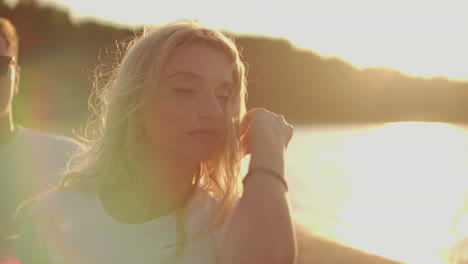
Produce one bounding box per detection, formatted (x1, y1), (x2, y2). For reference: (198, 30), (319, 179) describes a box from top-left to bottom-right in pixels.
(220, 108), (297, 264)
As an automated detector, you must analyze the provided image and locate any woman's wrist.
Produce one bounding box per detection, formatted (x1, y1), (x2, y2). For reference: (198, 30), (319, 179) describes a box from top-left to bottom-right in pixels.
(249, 144), (285, 175)
(243, 166), (288, 191)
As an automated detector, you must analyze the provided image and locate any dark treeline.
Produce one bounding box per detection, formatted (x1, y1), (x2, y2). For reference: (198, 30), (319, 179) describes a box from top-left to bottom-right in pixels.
(1, 0), (468, 135)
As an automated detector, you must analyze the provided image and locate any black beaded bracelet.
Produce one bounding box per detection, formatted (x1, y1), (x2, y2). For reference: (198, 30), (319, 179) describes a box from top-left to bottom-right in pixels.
(242, 166), (288, 191)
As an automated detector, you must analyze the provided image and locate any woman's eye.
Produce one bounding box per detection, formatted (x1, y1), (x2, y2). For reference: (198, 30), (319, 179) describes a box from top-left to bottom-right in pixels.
(217, 94), (231, 103)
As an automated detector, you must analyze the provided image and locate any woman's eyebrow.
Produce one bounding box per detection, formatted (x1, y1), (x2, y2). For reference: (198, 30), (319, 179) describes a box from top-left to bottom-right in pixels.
(165, 71), (201, 80)
(166, 71), (234, 88)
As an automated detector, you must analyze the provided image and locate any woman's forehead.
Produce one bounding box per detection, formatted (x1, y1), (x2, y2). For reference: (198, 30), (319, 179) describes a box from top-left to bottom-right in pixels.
(162, 42), (235, 83)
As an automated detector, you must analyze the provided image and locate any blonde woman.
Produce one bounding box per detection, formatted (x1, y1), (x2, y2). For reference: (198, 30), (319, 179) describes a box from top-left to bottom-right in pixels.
(15, 19), (296, 264)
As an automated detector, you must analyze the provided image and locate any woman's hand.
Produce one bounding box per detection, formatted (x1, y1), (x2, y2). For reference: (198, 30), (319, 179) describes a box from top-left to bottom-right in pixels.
(240, 108), (293, 155)
(240, 108), (293, 175)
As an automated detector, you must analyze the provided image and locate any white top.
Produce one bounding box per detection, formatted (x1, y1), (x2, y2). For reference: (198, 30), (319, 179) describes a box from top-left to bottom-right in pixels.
(0, 126), (81, 249)
(15, 187), (237, 264)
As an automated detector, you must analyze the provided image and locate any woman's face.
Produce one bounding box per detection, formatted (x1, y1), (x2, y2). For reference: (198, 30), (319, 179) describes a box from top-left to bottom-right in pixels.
(141, 41), (234, 164)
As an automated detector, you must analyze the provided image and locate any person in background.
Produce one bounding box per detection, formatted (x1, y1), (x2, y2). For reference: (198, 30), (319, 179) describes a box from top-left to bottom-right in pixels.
(0, 17), (81, 261)
(15, 19), (297, 264)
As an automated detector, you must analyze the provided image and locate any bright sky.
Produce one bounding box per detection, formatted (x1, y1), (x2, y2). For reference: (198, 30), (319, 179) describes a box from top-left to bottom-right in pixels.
(5, 0), (468, 81)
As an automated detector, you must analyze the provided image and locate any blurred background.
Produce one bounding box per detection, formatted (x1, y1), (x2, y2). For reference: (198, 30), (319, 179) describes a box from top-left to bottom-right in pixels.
(1, 0), (467, 263)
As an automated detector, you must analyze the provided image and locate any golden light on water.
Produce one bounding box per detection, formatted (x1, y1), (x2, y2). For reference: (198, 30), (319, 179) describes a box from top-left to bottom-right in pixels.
(288, 122), (468, 264)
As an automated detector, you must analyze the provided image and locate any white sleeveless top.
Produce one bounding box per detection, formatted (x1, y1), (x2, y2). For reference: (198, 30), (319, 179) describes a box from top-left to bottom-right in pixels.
(15, 188), (237, 264)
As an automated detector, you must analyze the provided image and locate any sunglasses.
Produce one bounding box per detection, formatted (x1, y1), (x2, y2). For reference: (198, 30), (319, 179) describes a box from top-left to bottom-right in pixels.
(0, 55), (16, 77)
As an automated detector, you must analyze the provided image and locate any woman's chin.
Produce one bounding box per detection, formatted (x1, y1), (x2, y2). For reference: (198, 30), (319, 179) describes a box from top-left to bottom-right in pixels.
(181, 148), (222, 164)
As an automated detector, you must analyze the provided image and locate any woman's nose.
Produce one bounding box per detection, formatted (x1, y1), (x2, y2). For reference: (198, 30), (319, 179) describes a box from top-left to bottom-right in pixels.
(198, 93), (223, 119)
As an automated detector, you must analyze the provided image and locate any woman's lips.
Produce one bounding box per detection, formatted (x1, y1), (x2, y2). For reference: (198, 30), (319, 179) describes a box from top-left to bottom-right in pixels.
(188, 130), (219, 139)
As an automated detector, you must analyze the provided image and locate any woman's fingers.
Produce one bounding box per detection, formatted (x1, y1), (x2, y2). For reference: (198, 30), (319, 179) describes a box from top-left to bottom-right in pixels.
(240, 108), (293, 154)
(284, 123), (294, 147)
(239, 110), (252, 136)
(240, 129), (251, 157)
(239, 110), (253, 157)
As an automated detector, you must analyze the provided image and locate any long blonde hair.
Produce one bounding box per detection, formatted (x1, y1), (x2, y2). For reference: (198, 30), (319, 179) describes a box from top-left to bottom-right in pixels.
(60, 19), (247, 260)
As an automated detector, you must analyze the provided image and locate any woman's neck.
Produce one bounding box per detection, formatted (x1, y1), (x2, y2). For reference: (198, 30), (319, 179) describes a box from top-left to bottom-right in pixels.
(99, 154), (197, 224)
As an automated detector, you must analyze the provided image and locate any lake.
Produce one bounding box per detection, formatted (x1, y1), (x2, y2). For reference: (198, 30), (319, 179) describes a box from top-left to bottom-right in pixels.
(285, 122), (468, 264)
